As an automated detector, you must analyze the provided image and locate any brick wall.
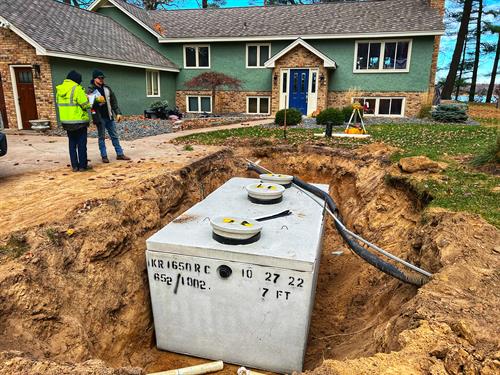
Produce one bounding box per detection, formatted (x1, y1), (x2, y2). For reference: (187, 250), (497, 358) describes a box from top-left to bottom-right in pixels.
(176, 90), (272, 114)
(0, 28), (56, 129)
(271, 45), (328, 115)
(428, 0), (445, 100)
(328, 91), (427, 117)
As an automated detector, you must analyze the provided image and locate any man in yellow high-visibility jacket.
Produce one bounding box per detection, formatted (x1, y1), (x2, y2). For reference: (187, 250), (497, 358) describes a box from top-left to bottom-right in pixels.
(56, 71), (91, 172)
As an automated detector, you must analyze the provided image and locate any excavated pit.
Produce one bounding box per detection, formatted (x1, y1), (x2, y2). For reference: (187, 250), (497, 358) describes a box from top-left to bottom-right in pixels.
(0, 146), (498, 374)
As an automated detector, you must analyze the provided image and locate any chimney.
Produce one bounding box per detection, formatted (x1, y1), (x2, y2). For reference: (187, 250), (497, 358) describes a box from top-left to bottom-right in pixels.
(428, 0), (445, 16)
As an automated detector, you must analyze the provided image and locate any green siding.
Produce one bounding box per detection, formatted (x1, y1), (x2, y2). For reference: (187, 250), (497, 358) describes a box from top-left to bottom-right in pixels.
(96, 6), (434, 93)
(309, 38), (435, 92)
(50, 58), (177, 115)
(166, 42), (290, 91)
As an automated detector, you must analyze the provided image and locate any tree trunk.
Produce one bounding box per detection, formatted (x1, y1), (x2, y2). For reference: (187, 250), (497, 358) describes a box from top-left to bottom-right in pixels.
(442, 0), (473, 99)
(456, 38), (468, 100)
(468, 0), (483, 102)
(486, 33), (500, 103)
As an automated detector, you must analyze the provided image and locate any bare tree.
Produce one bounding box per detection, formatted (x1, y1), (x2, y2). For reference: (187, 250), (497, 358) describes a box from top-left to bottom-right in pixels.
(127, 0), (175, 10)
(184, 72), (242, 113)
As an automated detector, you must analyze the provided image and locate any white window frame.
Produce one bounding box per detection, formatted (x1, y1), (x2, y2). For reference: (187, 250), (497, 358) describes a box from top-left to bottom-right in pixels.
(184, 45), (211, 69)
(186, 95), (212, 113)
(353, 39), (412, 73)
(351, 97), (406, 117)
(246, 96), (271, 115)
(246, 43), (271, 68)
(146, 70), (160, 97)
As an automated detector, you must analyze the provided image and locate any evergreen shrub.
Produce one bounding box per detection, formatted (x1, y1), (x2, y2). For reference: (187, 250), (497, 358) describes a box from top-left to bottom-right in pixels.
(275, 108), (302, 126)
(316, 108), (344, 125)
(431, 104), (468, 123)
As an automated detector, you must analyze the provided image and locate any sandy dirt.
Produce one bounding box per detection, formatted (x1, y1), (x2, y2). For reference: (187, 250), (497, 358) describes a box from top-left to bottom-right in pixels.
(0, 144), (498, 375)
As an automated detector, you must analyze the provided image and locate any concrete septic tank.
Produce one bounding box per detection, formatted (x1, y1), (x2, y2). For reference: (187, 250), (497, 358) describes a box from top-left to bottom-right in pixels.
(146, 177), (328, 373)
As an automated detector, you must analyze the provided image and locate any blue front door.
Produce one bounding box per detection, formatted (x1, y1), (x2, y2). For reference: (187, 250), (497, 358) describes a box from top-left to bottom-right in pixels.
(289, 69), (309, 115)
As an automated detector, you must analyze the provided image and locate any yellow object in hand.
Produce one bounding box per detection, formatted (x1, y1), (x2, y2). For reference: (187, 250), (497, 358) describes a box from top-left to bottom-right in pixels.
(96, 95), (105, 103)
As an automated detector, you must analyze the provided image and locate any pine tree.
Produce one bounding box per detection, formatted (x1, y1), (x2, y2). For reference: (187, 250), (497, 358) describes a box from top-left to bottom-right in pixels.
(468, 0), (483, 102)
(442, 0), (474, 99)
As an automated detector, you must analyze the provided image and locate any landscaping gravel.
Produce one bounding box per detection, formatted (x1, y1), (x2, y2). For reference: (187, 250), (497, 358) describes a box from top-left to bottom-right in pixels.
(48, 119), (174, 141)
(263, 116), (480, 129)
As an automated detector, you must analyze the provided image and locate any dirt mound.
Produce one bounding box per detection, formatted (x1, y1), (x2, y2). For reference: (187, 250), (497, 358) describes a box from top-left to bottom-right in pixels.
(0, 144), (498, 374)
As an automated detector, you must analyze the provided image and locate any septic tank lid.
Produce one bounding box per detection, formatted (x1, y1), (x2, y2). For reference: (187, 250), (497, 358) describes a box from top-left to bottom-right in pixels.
(210, 216), (263, 245)
(259, 173), (293, 188)
(246, 182), (285, 204)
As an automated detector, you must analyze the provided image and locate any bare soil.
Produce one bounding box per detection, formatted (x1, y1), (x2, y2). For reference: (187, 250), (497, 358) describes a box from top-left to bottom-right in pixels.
(0, 144), (498, 375)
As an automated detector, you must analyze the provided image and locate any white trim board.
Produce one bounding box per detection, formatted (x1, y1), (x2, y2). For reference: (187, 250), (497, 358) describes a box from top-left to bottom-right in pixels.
(88, 0), (161, 39)
(265, 38), (337, 69)
(159, 30), (444, 44)
(44, 51), (179, 72)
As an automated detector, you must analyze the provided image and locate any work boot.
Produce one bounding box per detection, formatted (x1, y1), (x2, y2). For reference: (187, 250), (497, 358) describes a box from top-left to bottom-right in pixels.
(79, 165), (93, 172)
(102, 157), (110, 163)
(117, 154), (131, 161)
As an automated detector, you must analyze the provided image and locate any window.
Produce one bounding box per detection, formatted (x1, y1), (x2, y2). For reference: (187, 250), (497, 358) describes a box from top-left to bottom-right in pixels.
(146, 70), (160, 97)
(247, 97), (270, 115)
(187, 96), (212, 113)
(352, 97), (404, 116)
(19, 70), (33, 83)
(246, 44), (271, 68)
(355, 40), (411, 72)
(184, 45), (210, 68)
(311, 72), (317, 93)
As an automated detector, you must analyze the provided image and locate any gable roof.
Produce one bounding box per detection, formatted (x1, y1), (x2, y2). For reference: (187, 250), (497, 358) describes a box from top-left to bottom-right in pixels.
(0, 0), (179, 72)
(91, 0), (444, 43)
(265, 39), (337, 69)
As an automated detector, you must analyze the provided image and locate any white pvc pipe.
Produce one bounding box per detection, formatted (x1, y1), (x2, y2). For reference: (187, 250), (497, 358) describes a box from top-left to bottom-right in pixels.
(148, 360), (224, 375)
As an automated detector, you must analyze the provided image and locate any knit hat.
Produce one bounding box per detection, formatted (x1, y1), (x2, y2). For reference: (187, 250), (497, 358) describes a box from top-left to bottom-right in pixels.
(66, 70), (82, 85)
(92, 69), (105, 79)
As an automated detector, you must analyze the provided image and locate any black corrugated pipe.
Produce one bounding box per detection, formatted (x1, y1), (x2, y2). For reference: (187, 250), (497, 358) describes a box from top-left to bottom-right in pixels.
(248, 163), (430, 286)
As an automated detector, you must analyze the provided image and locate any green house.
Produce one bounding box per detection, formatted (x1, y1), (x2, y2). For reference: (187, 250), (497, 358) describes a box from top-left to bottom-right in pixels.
(0, 0), (444, 129)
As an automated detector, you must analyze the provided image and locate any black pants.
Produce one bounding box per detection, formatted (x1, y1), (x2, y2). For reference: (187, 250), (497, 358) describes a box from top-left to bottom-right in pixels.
(67, 126), (88, 169)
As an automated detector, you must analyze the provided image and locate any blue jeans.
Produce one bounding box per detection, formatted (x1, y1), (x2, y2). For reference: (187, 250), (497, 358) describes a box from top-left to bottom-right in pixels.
(97, 118), (123, 158)
(67, 127), (87, 169)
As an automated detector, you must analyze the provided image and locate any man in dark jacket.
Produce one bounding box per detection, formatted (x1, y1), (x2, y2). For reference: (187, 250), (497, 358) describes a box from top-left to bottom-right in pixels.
(88, 69), (130, 163)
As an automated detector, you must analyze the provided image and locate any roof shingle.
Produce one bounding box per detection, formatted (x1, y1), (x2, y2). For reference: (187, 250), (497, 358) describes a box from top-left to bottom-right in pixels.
(113, 0), (444, 40)
(0, 0), (178, 70)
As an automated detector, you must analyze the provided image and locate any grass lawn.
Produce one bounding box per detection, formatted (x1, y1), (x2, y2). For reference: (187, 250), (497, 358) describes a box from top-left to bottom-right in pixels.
(177, 123), (499, 227)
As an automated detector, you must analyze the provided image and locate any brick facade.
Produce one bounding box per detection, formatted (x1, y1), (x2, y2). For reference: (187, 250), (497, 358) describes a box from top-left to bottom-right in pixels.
(0, 28), (56, 129)
(428, 0), (445, 99)
(271, 44), (329, 115)
(176, 90), (272, 114)
(328, 91), (426, 117)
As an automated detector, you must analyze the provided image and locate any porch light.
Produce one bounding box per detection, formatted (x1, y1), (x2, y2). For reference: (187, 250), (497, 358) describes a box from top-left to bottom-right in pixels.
(273, 73), (278, 84)
(32, 64), (41, 79)
(319, 73), (325, 85)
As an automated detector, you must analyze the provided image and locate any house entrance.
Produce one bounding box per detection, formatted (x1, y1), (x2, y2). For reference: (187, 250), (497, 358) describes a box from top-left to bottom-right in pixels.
(289, 69), (309, 115)
(14, 66), (38, 129)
